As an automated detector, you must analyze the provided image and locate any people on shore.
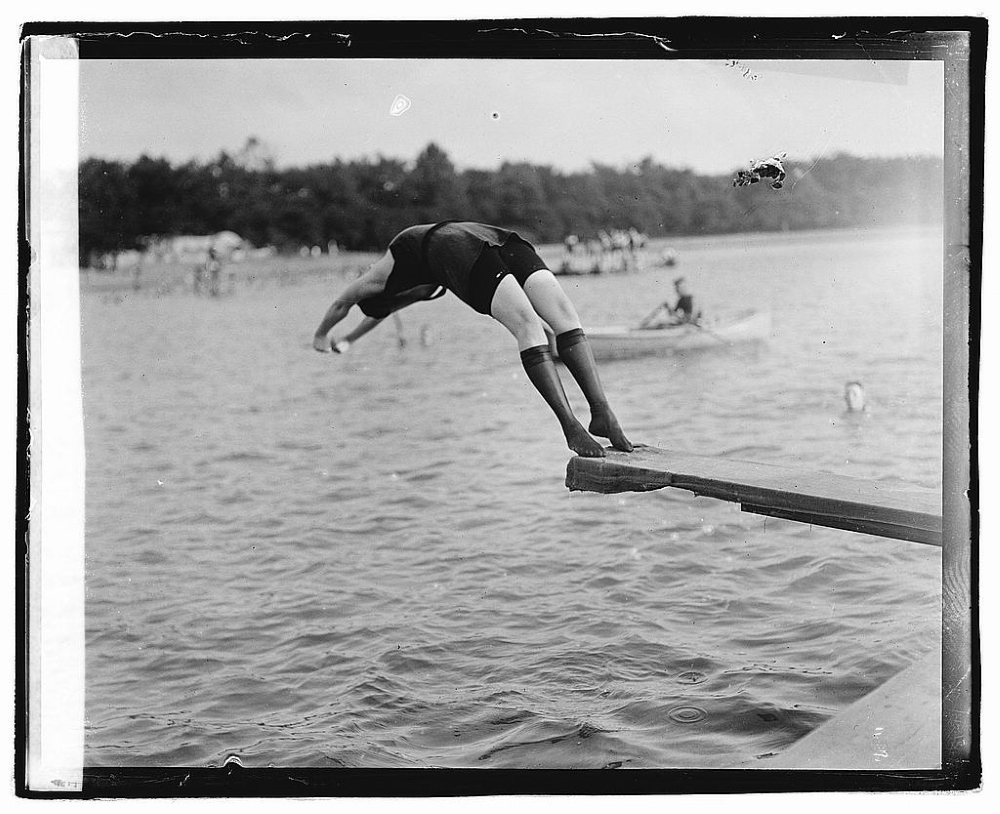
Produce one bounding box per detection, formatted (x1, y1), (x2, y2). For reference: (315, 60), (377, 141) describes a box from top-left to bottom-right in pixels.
(558, 227), (648, 275)
(312, 221), (632, 457)
(194, 247), (224, 296)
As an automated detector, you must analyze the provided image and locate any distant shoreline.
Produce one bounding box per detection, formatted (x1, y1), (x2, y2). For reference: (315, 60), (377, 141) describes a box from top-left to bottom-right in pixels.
(79, 223), (938, 298)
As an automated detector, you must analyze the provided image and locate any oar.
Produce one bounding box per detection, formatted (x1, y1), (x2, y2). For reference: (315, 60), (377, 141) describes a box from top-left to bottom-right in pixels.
(636, 302), (673, 329)
(691, 310), (759, 345)
(636, 308), (729, 344)
(691, 319), (729, 344)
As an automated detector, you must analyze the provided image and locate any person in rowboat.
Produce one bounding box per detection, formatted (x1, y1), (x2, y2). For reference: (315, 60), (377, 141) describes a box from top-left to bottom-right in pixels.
(312, 221), (632, 458)
(640, 276), (699, 328)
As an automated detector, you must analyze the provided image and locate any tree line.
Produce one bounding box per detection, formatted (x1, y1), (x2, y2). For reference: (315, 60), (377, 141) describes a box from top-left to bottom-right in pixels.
(79, 142), (943, 263)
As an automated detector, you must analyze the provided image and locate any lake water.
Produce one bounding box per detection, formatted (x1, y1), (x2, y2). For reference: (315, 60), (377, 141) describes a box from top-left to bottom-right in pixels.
(82, 225), (943, 769)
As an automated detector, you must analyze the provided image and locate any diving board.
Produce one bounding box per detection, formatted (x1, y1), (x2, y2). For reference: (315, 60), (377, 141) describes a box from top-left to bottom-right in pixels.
(566, 445), (942, 546)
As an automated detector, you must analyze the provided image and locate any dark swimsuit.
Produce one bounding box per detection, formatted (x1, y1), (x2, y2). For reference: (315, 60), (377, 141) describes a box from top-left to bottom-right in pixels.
(357, 221), (548, 318)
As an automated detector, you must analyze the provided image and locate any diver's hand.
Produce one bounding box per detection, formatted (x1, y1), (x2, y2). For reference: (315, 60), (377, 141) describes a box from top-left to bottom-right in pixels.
(332, 339), (351, 354)
(312, 334), (332, 353)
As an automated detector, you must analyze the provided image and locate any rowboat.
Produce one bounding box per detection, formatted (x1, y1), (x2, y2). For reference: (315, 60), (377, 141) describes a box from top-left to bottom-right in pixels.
(556, 309), (771, 361)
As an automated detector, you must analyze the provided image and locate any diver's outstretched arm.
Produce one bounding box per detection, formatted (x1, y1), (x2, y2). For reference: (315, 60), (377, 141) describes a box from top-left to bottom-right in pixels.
(313, 299), (354, 350)
(313, 311), (385, 353)
(336, 316), (385, 351)
(312, 252), (394, 352)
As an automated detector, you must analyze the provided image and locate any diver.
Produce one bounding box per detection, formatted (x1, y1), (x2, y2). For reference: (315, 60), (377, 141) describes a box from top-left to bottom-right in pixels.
(312, 221), (632, 458)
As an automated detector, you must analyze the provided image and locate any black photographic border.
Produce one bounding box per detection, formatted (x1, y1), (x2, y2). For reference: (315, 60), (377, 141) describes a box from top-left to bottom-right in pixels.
(16, 15), (984, 797)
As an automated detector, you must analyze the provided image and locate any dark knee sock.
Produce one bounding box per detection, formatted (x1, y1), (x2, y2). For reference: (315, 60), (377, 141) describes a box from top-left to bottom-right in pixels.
(555, 328), (607, 408)
(520, 345), (578, 428)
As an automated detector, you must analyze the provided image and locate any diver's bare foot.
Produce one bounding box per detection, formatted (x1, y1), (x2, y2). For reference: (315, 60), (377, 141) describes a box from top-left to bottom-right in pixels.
(589, 406), (633, 452)
(565, 423), (606, 457)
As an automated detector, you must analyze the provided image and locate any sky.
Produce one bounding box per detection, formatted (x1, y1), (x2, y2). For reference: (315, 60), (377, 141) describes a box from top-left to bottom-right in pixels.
(78, 57), (944, 176)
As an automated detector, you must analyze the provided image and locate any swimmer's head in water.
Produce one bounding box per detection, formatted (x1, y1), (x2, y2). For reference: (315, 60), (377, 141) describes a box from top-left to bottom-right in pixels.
(844, 381), (866, 412)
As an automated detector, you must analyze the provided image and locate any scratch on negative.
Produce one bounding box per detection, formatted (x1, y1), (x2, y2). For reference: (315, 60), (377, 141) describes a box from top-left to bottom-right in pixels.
(850, 37), (907, 94)
(478, 27), (677, 52)
(943, 669), (972, 702)
(83, 31), (352, 45)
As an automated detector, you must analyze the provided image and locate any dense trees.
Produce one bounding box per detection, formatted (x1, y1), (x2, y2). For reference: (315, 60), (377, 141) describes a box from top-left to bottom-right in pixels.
(79, 142), (943, 263)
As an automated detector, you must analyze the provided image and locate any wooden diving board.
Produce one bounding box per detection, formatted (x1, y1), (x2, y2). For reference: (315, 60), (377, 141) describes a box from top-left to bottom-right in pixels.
(566, 445), (942, 546)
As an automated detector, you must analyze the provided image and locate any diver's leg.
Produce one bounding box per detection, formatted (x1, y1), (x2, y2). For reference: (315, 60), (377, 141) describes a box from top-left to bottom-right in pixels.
(522, 270), (633, 452)
(489, 275), (605, 457)
(517, 267), (582, 335)
(554, 328), (633, 452)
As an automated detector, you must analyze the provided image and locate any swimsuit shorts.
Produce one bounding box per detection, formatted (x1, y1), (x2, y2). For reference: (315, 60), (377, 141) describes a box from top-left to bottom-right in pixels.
(465, 236), (549, 315)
